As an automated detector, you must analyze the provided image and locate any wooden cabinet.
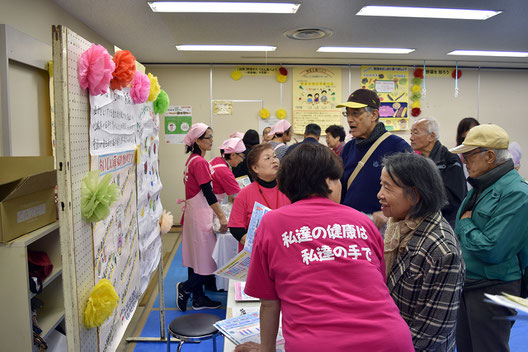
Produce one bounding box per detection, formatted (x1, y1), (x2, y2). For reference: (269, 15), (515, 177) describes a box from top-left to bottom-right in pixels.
(0, 222), (64, 351)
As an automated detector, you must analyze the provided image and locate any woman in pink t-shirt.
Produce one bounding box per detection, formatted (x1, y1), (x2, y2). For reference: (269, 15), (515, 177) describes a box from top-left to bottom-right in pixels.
(228, 143), (290, 246)
(238, 143), (414, 352)
(176, 123), (228, 312)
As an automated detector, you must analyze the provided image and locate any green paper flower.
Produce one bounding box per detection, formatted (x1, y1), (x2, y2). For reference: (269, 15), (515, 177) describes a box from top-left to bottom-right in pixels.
(153, 89), (170, 115)
(412, 77), (422, 85)
(411, 92), (422, 101)
(81, 170), (120, 222)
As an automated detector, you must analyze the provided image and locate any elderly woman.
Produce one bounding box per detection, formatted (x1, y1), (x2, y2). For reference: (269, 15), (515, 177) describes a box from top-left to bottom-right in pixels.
(209, 137), (246, 202)
(176, 123), (227, 312)
(239, 143), (414, 352)
(378, 152), (465, 351)
(325, 124), (346, 156)
(229, 143), (290, 246)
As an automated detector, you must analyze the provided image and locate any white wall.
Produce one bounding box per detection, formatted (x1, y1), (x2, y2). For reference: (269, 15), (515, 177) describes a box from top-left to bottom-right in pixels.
(148, 65), (528, 222)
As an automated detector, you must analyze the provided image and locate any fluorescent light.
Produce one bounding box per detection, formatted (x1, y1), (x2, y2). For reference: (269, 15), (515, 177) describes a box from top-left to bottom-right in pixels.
(149, 2), (300, 13)
(176, 45), (276, 52)
(356, 6), (501, 20)
(317, 47), (414, 54)
(448, 50), (528, 57)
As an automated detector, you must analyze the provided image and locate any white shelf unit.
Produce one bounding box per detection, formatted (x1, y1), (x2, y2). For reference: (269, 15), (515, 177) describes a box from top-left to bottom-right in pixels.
(0, 221), (65, 351)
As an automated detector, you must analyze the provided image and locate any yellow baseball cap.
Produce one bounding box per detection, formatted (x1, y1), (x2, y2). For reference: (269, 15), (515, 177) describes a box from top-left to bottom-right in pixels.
(450, 124), (509, 154)
(336, 88), (380, 109)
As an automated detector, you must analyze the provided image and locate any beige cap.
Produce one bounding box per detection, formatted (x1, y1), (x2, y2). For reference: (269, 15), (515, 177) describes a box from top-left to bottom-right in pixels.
(450, 124), (509, 154)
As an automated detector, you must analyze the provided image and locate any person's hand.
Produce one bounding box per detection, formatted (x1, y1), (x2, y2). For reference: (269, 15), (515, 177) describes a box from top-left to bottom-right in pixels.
(235, 342), (261, 352)
(219, 216), (228, 233)
(240, 234), (247, 245)
(372, 211), (388, 229)
(461, 210), (472, 219)
(293, 138), (299, 143)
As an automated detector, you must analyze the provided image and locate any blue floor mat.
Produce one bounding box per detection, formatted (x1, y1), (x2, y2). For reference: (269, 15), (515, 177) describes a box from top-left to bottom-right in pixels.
(153, 245), (227, 310)
(134, 309), (226, 352)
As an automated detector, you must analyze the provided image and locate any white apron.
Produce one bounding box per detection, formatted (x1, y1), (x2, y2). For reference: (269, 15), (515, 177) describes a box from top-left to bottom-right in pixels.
(182, 156), (217, 275)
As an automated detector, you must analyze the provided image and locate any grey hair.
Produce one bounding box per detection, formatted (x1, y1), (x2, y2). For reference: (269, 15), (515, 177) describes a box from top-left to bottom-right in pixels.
(418, 117), (440, 140)
(383, 152), (447, 219)
(364, 106), (379, 122)
(492, 149), (511, 164)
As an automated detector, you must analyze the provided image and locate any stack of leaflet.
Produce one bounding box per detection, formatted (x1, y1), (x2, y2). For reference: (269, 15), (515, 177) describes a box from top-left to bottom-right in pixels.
(214, 312), (285, 347)
(484, 292), (528, 320)
(234, 282), (259, 302)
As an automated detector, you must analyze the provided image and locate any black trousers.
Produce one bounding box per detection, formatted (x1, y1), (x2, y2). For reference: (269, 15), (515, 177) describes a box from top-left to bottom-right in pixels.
(181, 268), (206, 298)
(456, 279), (521, 352)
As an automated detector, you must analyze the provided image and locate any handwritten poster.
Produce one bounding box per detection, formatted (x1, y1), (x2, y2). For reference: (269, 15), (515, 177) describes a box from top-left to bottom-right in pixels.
(136, 103), (163, 293)
(292, 67), (342, 134)
(164, 105), (192, 144)
(91, 150), (140, 352)
(89, 88), (138, 155)
(360, 66), (410, 131)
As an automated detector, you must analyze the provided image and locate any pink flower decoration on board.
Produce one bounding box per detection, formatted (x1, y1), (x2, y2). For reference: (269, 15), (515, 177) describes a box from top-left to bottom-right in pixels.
(78, 44), (115, 96)
(130, 71), (151, 104)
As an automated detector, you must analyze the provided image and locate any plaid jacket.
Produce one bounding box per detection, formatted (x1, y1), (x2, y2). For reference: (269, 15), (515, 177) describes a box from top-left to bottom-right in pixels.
(387, 212), (465, 352)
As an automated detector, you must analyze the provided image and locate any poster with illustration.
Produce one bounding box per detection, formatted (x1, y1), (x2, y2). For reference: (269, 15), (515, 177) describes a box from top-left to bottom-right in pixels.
(360, 66), (410, 131)
(165, 105), (192, 144)
(91, 151), (140, 352)
(136, 103), (163, 293)
(292, 67), (342, 134)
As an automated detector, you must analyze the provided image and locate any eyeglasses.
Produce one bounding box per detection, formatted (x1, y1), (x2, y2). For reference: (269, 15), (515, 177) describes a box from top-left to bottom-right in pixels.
(462, 148), (487, 160)
(200, 135), (213, 140)
(346, 109), (368, 118)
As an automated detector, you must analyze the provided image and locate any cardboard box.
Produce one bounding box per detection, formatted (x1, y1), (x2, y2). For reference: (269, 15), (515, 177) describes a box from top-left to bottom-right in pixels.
(0, 157), (56, 242)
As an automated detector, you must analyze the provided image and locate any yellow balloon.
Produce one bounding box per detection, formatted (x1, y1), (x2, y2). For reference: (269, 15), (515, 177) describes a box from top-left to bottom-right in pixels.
(276, 109), (287, 119)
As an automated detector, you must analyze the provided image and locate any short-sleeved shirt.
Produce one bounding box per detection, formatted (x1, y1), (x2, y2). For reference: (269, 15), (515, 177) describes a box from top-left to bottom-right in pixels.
(209, 157), (240, 196)
(228, 181), (290, 229)
(183, 153), (212, 200)
(245, 197), (414, 352)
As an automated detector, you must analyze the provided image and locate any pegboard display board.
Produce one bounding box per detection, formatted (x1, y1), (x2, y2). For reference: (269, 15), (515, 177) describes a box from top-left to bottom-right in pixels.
(52, 25), (98, 351)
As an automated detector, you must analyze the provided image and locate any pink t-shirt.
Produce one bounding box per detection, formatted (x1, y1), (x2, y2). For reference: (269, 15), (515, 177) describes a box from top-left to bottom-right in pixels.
(228, 181), (291, 229)
(183, 154), (212, 200)
(209, 157), (240, 196)
(245, 197), (414, 352)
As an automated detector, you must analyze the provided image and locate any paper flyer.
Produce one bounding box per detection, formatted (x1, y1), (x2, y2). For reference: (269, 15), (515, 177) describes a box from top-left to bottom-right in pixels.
(214, 250), (251, 281)
(164, 105), (192, 144)
(214, 312), (285, 346)
(236, 175), (252, 189)
(244, 202), (271, 253)
(234, 281), (259, 302)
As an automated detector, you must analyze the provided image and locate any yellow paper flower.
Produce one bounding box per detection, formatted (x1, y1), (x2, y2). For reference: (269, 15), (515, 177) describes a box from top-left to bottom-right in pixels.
(411, 84), (421, 93)
(411, 101), (421, 109)
(147, 73), (161, 102)
(259, 108), (270, 119)
(231, 70), (242, 81)
(276, 109), (287, 119)
(84, 279), (119, 329)
(276, 73), (287, 83)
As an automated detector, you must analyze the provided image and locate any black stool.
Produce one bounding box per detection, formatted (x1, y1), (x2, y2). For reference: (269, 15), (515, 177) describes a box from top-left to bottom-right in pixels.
(166, 313), (221, 352)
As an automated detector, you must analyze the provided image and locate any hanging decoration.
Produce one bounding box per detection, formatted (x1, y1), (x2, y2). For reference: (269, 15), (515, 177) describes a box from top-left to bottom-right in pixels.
(81, 170), (120, 223)
(130, 71), (151, 104)
(83, 279), (119, 329)
(276, 109), (287, 120)
(78, 43), (115, 96)
(147, 73), (161, 102)
(259, 108), (270, 119)
(109, 50), (136, 90)
(153, 89), (170, 115)
(453, 62), (462, 98)
(231, 69), (242, 81)
(276, 66), (288, 83)
(410, 68), (424, 117)
(422, 61), (427, 98)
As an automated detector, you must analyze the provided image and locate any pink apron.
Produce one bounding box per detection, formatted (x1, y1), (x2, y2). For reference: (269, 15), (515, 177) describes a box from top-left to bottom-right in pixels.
(182, 156), (217, 275)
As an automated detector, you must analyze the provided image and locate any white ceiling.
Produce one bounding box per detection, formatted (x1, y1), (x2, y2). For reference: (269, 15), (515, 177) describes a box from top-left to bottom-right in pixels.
(53, 0), (528, 68)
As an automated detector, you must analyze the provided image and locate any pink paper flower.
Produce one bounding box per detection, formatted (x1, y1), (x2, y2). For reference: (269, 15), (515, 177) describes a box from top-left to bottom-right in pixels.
(130, 71), (150, 104)
(78, 44), (115, 96)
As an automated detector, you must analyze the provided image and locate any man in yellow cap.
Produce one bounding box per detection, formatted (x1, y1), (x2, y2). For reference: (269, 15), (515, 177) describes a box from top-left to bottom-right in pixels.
(337, 88), (411, 230)
(451, 124), (528, 352)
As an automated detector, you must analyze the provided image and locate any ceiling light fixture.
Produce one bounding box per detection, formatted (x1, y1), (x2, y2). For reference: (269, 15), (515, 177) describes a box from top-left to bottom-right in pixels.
(317, 47), (414, 54)
(176, 45), (276, 51)
(447, 50), (528, 57)
(149, 2), (300, 13)
(356, 6), (501, 20)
